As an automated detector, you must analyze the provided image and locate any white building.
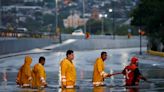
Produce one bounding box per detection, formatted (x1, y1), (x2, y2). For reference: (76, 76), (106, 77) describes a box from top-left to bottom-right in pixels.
(63, 13), (88, 28)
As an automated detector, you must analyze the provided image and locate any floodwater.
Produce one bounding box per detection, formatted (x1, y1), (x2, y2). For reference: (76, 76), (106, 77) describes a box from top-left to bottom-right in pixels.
(0, 48), (164, 92)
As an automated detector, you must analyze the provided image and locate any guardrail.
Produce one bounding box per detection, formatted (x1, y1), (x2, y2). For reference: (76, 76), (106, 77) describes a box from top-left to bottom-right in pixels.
(0, 31), (58, 39)
(61, 34), (147, 40)
(0, 32), (147, 41)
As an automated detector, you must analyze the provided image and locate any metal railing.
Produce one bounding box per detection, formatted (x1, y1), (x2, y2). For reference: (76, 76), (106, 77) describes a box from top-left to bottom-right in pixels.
(0, 31), (58, 39)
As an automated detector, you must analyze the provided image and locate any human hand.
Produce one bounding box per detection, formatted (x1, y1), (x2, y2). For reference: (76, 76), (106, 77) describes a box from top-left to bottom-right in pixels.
(106, 74), (112, 77)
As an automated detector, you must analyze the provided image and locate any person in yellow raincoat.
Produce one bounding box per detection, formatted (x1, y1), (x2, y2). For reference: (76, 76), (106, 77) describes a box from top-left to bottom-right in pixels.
(32, 56), (47, 88)
(16, 55), (32, 88)
(60, 50), (76, 88)
(92, 52), (111, 86)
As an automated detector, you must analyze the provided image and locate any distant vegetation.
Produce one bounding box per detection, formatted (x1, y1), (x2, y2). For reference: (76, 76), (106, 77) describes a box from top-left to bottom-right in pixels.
(131, 0), (164, 52)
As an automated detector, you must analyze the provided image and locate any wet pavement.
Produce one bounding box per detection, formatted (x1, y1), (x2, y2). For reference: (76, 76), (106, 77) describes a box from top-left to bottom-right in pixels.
(0, 47), (164, 92)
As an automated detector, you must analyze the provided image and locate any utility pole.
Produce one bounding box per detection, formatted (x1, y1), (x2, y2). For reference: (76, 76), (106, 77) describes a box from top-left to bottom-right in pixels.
(139, 29), (143, 55)
(101, 17), (104, 35)
(99, 14), (107, 35)
(55, 0), (62, 43)
(83, 0), (86, 34)
(112, 0), (115, 40)
(0, 0), (2, 27)
(140, 30), (142, 55)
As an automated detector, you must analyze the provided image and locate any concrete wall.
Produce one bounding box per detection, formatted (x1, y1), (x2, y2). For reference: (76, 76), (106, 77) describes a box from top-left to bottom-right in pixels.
(0, 35), (148, 55)
(0, 38), (56, 55)
(61, 34), (147, 40)
(53, 39), (148, 51)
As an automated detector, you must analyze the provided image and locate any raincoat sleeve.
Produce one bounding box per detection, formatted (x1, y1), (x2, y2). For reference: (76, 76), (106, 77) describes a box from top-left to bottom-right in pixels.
(134, 68), (147, 81)
(61, 61), (68, 85)
(122, 68), (126, 75)
(97, 59), (108, 78)
(38, 66), (46, 83)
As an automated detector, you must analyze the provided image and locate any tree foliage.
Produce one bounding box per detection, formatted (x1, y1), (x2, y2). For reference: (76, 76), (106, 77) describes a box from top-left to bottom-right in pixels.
(131, 0), (164, 51)
(131, 0), (164, 36)
(86, 19), (111, 35)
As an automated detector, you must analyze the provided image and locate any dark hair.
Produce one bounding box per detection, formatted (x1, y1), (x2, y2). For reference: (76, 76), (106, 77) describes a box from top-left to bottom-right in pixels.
(101, 51), (107, 56)
(66, 50), (74, 56)
(39, 56), (45, 63)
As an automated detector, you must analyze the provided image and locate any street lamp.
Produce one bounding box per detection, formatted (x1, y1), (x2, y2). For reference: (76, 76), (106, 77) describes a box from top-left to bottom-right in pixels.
(110, 0), (116, 39)
(109, 8), (113, 38)
(109, 9), (113, 13)
(109, 8), (115, 39)
(0, 0), (1, 27)
(55, 0), (62, 43)
(83, 0), (86, 34)
(138, 29), (145, 55)
(99, 14), (107, 35)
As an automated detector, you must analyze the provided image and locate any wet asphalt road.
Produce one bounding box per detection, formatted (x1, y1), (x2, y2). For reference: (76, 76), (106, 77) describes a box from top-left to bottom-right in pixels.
(0, 48), (164, 92)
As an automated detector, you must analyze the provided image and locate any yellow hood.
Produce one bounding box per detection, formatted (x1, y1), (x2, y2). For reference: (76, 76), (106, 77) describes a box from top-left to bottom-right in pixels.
(24, 55), (32, 65)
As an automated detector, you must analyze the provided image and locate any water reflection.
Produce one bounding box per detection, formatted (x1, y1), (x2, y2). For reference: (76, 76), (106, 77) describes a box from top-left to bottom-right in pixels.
(93, 87), (105, 92)
(2, 69), (7, 82)
(1, 68), (8, 90)
(126, 88), (139, 92)
(109, 68), (115, 86)
(60, 88), (76, 92)
(18, 89), (46, 92)
(1, 81), (7, 90)
(80, 70), (84, 80)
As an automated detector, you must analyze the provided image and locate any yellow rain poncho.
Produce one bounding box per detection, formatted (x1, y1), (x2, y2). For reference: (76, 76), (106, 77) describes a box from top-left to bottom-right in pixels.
(16, 55), (32, 87)
(32, 63), (46, 88)
(92, 57), (108, 86)
(60, 58), (76, 88)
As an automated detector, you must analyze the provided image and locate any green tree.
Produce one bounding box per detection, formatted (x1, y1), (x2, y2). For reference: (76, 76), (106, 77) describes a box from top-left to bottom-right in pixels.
(86, 19), (110, 35)
(131, 0), (164, 51)
(25, 17), (42, 31)
(43, 14), (55, 26)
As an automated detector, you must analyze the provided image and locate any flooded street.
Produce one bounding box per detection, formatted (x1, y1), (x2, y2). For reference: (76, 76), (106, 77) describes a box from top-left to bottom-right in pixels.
(0, 48), (164, 92)
(1, 0), (163, 91)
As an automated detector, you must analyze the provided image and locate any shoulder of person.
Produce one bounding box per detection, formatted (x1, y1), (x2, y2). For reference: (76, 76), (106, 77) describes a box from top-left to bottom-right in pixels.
(61, 58), (69, 64)
(97, 57), (102, 62)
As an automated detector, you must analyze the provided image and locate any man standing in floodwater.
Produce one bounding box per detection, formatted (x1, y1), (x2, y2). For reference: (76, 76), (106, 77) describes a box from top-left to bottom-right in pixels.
(122, 56), (147, 86)
(60, 50), (77, 88)
(92, 52), (111, 86)
(32, 56), (47, 88)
